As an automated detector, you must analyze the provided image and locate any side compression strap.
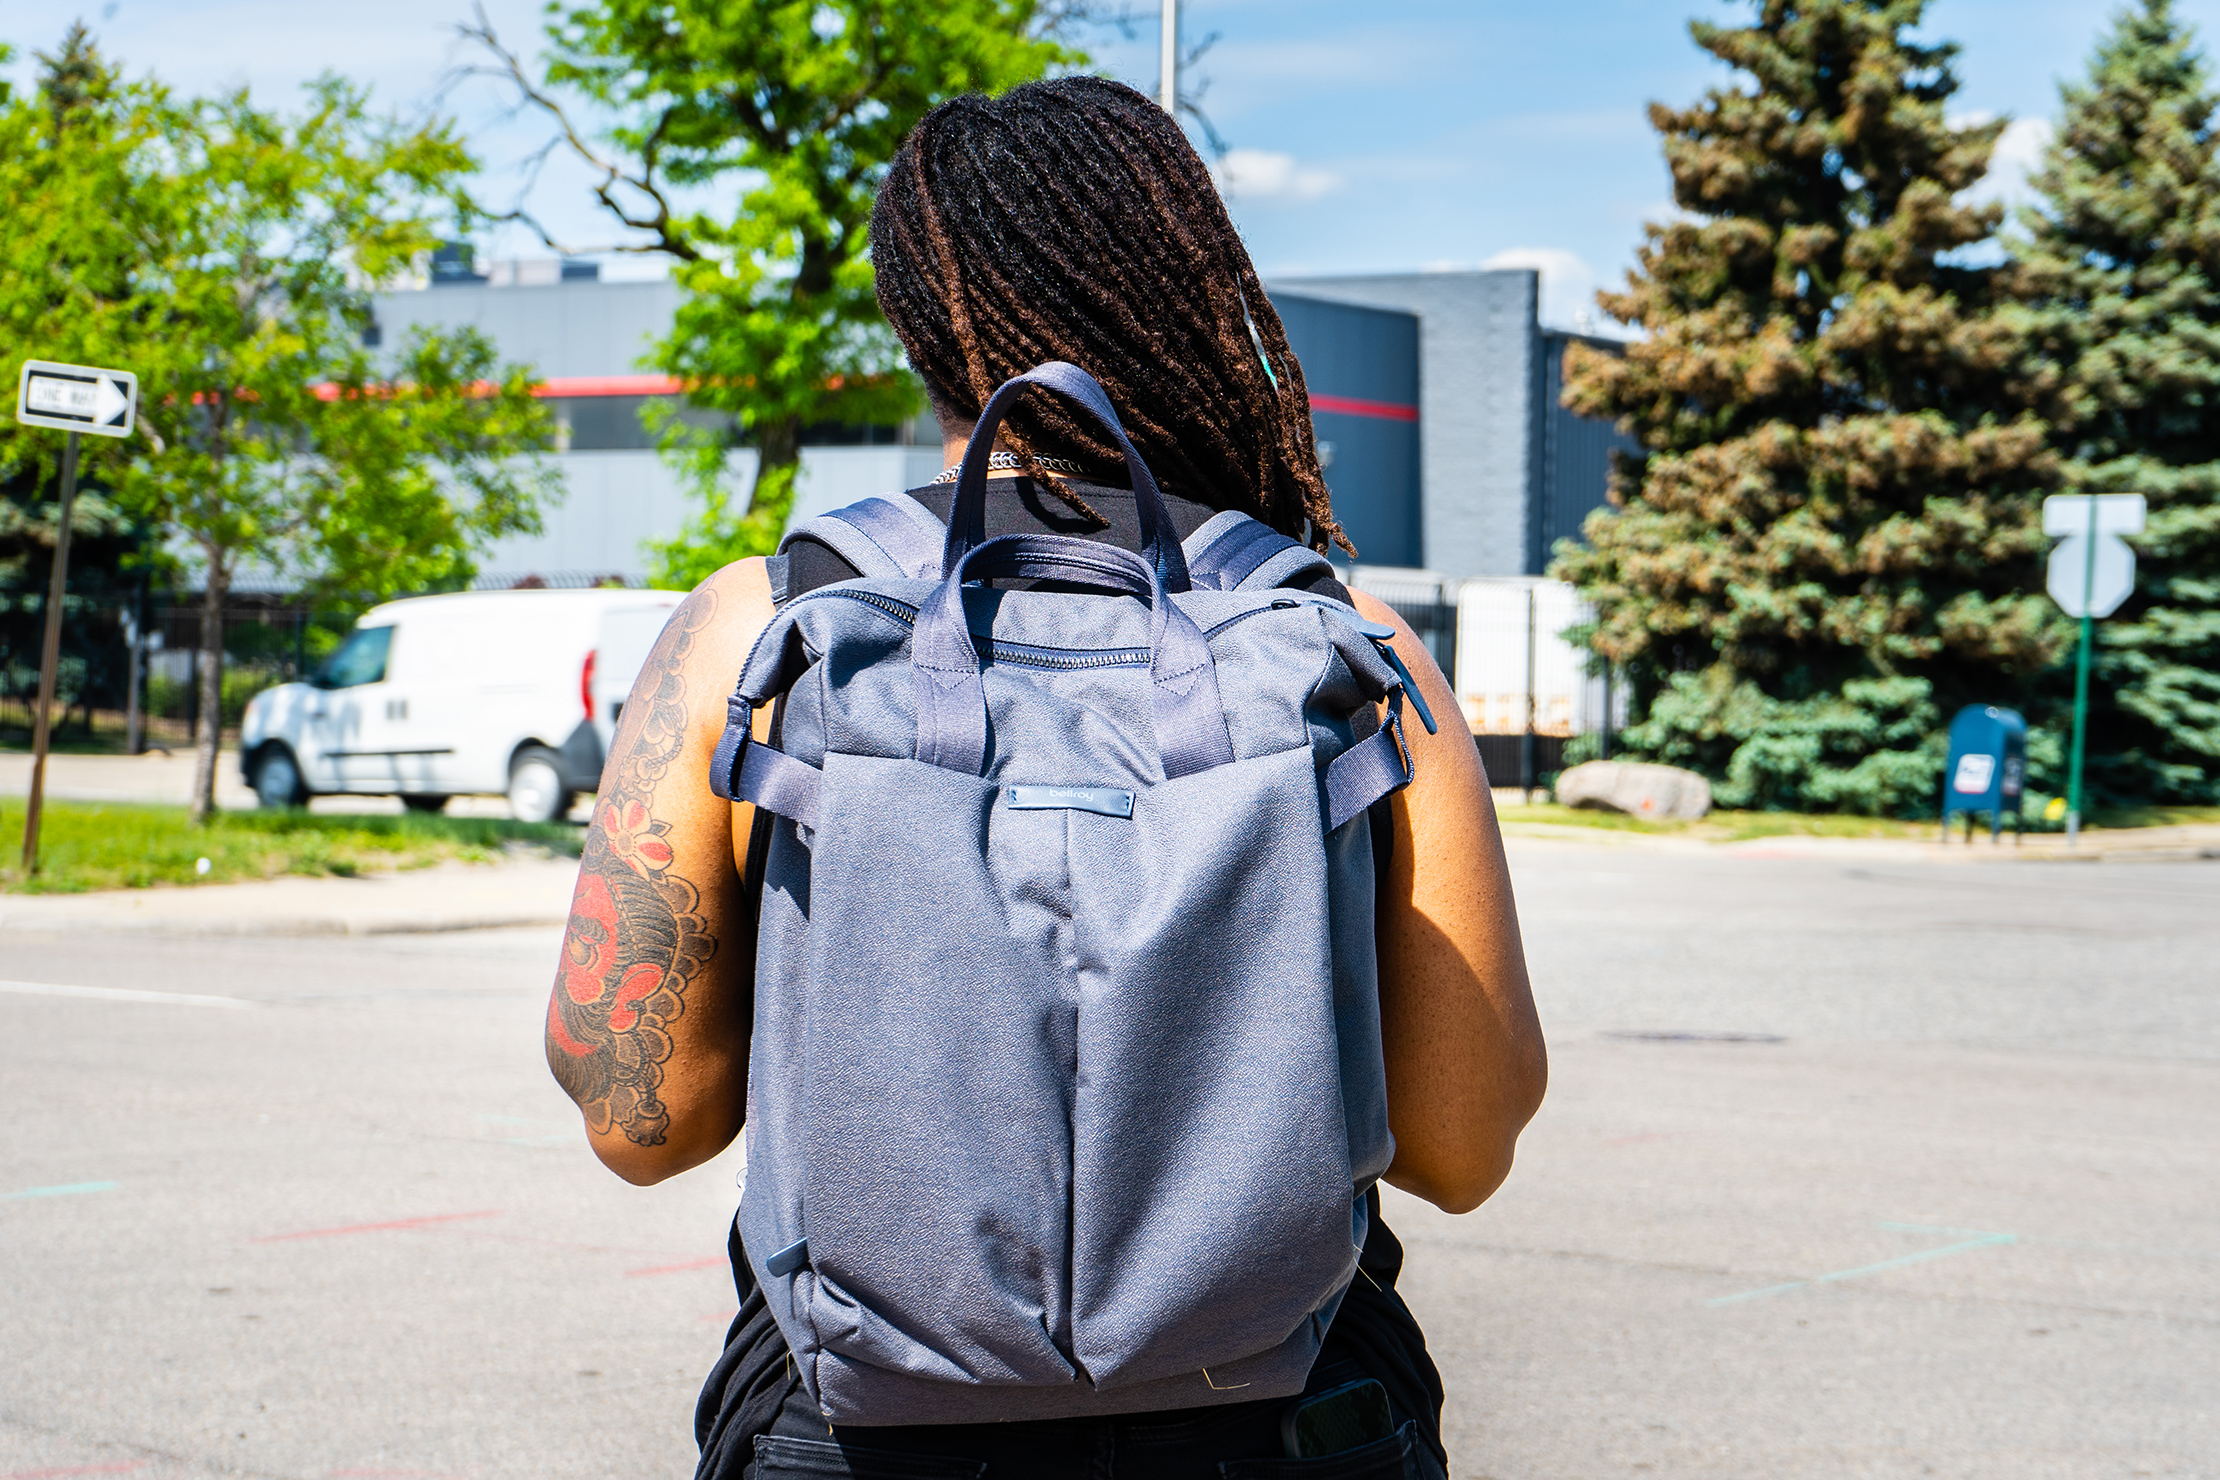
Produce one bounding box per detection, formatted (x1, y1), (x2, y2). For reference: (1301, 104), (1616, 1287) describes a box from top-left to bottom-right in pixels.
(707, 694), (822, 828)
(736, 744), (821, 829)
(1324, 690), (1414, 832)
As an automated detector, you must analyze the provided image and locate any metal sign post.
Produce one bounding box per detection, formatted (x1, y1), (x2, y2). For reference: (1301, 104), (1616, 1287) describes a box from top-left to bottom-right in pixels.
(2043, 493), (2146, 846)
(14, 359), (137, 874)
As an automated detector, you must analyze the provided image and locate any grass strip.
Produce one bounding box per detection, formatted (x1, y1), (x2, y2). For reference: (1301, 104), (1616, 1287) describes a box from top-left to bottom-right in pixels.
(0, 799), (582, 895)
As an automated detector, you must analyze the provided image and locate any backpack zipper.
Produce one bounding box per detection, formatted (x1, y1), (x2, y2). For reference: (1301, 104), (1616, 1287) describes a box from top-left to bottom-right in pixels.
(795, 586), (1291, 672)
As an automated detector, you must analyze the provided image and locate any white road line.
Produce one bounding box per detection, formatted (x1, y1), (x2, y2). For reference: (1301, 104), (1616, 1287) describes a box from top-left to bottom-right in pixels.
(0, 979), (253, 1009)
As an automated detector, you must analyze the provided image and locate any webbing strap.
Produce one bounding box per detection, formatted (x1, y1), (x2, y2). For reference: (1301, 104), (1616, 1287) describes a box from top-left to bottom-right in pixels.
(1193, 518), (1290, 590)
(708, 697), (751, 802)
(707, 693), (823, 828)
(1182, 510), (1335, 592)
(779, 494), (944, 580)
(736, 743), (822, 829)
(1324, 692), (1413, 831)
(828, 494), (944, 578)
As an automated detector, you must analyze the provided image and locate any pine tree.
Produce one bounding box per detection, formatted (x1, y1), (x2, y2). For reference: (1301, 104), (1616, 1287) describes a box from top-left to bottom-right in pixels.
(1557, 0), (2067, 813)
(2021, 0), (2220, 804)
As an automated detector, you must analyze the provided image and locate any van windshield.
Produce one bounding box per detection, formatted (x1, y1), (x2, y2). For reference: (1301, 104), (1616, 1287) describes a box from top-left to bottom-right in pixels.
(316, 625), (392, 689)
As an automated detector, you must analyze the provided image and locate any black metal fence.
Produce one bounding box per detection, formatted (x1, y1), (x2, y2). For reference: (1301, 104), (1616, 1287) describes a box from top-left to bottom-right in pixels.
(0, 596), (346, 752)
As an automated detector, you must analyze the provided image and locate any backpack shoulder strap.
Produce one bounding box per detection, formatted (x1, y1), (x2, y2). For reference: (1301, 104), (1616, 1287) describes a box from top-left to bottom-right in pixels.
(1181, 510), (1337, 592)
(777, 492), (947, 583)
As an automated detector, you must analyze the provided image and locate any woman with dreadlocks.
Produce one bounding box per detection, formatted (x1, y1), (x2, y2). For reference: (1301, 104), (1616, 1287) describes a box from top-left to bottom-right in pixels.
(544, 76), (1543, 1479)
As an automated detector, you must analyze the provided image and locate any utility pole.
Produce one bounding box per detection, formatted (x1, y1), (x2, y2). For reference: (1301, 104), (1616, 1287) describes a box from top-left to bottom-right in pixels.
(1161, 0), (1179, 114)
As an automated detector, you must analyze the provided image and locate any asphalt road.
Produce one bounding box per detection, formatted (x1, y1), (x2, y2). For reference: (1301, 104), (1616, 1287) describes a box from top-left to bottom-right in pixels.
(2, 839), (2214, 1479)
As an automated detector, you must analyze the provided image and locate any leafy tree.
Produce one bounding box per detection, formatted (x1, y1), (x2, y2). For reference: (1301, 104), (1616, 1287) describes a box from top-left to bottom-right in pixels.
(129, 82), (557, 819)
(1556, 0), (2067, 814)
(471, 0), (1085, 589)
(2019, 0), (2220, 804)
(1, 29), (557, 820)
(0, 30), (175, 745)
(0, 26), (166, 555)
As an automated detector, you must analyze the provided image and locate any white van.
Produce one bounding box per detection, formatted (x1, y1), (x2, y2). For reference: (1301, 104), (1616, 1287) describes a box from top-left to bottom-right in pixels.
(239, 588), (684, 821)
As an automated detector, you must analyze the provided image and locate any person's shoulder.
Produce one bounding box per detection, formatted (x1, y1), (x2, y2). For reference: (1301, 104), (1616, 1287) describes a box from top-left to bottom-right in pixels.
(691, 556), (774, 604)
(647, 559), (778, 685)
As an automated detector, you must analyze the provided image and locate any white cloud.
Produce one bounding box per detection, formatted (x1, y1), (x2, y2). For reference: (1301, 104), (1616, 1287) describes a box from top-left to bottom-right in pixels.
(1480, 246), (1611, 333)
(1213, 148), (1342, 205)
(1952, 113), (2055, 206)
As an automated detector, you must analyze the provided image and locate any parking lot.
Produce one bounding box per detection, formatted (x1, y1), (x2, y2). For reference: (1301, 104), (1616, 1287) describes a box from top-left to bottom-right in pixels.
(3, 837), (2215, 1479)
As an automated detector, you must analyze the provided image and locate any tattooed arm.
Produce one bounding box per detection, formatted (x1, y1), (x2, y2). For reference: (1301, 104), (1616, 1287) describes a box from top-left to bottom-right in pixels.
(547, 559), (776, 1185)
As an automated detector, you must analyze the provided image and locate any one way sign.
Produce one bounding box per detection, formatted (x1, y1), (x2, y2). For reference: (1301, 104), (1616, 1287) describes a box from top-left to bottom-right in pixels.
(16, 359), (136, 438)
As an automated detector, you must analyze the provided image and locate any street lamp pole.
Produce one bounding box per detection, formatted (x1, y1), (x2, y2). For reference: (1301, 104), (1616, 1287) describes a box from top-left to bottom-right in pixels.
(1161, 0), (1179, 114)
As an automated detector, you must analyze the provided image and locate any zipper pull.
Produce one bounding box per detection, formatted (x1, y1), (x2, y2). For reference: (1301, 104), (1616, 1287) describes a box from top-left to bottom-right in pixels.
(1369, 638), (1437, 735)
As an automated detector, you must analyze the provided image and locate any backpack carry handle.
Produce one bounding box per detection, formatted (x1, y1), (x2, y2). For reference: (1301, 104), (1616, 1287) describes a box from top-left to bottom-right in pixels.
(946, 363), (1194, 593)
(911, 533), (1235, 780)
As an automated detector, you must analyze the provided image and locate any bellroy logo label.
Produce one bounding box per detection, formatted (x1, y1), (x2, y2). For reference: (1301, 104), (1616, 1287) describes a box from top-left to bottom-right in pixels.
(1005, 786), (1135, 818)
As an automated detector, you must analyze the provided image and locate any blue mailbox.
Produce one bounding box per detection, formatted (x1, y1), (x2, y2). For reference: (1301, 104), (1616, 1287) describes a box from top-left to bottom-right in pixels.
(1942, 704), (2028, 842)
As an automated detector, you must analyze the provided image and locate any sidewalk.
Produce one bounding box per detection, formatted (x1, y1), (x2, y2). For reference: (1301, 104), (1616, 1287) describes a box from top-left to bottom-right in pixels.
(2, 747), (260, 811)
(0, 854), (581, 937)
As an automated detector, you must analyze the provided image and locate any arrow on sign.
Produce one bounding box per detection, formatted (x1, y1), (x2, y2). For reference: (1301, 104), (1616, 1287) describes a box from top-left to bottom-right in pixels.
(93, 374), (128, 426)
(15, 359), (138, 438)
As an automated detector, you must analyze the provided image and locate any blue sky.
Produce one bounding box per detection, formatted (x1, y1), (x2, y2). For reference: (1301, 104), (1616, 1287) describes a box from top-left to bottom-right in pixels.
(8, 2), (2215, 329)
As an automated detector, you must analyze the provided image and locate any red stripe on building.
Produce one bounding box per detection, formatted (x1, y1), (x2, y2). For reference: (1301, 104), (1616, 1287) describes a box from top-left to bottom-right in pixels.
(533, 374), (687, 398)
(1308, 393), (1419, 422)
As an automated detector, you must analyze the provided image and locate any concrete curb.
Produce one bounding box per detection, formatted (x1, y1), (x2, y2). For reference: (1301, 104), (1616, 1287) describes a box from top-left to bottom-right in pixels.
(0, 857), (581, 938)
(1500, 819), (2220, 865)
(0, 909), (574, 938)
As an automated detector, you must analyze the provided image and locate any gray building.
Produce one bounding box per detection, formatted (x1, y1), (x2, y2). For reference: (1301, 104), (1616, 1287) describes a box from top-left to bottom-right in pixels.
(1276, 270), (1636, 580)
(370, 265), (1629, 587)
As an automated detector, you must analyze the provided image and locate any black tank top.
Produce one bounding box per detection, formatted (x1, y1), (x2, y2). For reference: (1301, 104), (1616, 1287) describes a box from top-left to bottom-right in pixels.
(694, 478), (1446, 1475)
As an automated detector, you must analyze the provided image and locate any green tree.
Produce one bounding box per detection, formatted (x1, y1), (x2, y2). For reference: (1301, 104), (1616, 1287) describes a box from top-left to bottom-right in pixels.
(1557, 0), (2067, 814)
(0, 27), (167, 561)
(2020, 0), (2220, 804)
(130, 82), (557, 819)
(1, 28), (558, 819)
(471, 0), (1083, 588)
(0, 30), (173, 744)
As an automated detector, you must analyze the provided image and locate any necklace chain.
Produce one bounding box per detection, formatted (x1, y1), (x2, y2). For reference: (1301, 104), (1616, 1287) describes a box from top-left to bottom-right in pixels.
(929, 452), (1094, 485)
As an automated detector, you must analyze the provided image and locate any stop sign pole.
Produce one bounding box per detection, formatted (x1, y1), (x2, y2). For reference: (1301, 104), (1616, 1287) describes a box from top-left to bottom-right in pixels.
(2045, 493), (2147, 846)
(13, 359), (138, 874)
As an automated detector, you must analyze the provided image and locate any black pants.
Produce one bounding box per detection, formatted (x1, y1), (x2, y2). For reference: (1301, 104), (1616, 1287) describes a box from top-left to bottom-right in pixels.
(747, 1358), (1444, 1479)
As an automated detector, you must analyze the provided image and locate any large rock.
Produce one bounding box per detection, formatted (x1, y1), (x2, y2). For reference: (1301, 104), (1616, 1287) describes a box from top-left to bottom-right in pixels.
(1554, 760), (1713, 821)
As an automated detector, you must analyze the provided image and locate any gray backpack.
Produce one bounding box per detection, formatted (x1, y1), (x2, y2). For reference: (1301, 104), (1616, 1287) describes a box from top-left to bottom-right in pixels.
(710, 362), (1432, 1426)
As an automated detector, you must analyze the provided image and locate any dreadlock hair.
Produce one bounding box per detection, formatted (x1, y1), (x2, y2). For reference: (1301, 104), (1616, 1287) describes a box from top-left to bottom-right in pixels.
(870, 75), (1351, 555)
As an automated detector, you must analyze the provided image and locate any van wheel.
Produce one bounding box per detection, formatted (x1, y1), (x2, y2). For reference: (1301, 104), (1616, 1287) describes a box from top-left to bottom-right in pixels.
(253, 747), (308, 810)
(507, 747), (572, 824)
(401, 795), (450, 814)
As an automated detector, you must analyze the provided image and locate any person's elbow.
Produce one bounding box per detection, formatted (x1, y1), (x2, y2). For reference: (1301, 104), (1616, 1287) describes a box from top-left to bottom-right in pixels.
(542, 1037), (728, 1186)
(587, 1134), (695, 1187)
(1393, 1039), (1550, 1215)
